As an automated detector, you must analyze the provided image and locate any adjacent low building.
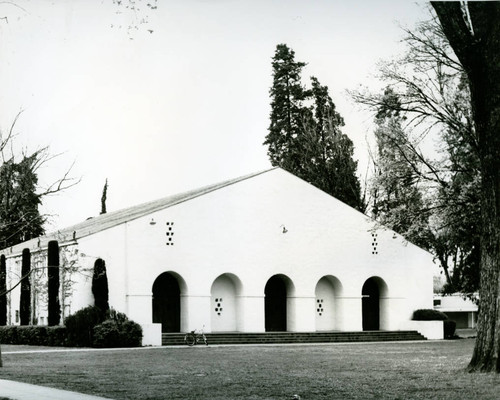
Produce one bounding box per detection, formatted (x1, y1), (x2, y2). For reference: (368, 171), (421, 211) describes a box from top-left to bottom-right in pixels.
(0, 168), (435, 344)
(434, 294), (478, 329)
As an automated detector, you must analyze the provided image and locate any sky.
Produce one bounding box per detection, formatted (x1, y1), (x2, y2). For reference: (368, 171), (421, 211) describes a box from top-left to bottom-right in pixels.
(0, 0), (430, 231)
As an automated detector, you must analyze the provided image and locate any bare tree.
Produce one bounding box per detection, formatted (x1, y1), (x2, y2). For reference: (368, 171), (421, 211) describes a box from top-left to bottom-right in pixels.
(0, 112), (80, 366)
(350, 13), (481, 298)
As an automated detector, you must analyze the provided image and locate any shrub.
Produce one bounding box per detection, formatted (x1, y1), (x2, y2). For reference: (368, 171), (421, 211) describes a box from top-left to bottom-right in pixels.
(0, 326), (18, 344)
(46, 326), (67, 346)
(107, 308), (129, 325)
(16, 326), (47, 345)
(412, 309), (449, 321)
(93, 320), (120, 348)
(0, 307), (142, 348)
(0, 325), (66, 346)
(92, 311), (142, 348)
(64, 305), (106, 347)
(64, 306), (142, 348)
(120, 320), (143, 347)
(412, 308), (458, 339)
(444, 320), (457, 339)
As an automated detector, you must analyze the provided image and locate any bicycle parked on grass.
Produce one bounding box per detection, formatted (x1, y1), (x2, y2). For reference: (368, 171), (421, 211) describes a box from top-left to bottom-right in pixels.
(184, 327), (208, 346)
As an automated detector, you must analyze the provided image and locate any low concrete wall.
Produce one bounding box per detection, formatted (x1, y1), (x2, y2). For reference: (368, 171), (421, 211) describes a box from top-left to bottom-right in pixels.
(401, 320), (444, 340)
(141, 323), (162, 346)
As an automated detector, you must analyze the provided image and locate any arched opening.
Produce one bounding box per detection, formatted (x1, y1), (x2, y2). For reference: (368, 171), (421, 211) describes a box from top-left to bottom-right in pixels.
(362, 277), (388, 331)
(152, 272), (181, 333)
(315, 276), (343, 331)
(265, 275), (288, 332)
(210, 273), (242, 332)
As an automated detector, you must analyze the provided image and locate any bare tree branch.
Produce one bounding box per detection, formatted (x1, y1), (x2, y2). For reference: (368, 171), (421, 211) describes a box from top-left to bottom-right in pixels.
(0, 109), (23, 161)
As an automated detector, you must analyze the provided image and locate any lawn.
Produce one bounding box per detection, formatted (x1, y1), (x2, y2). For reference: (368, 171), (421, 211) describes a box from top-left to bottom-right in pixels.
(1, 339), (499, 399)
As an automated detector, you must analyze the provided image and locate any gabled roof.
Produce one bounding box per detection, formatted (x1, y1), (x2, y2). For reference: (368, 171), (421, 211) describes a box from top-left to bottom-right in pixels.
(2, 168), (277, 256)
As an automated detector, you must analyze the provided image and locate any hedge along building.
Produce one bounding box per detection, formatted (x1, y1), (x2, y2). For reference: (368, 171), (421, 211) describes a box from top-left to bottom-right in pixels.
(0, 168), (434, 344)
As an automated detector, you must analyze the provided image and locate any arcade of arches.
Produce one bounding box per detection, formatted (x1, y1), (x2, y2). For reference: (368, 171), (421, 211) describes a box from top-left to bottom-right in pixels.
(152, 272), (390, 333)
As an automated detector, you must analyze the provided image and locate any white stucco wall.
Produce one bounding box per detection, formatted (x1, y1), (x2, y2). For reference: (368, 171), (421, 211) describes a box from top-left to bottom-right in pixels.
(1, 168), (434, 339)
(434, 294), (478, 312)
(121, 168), (433, 332)
(402, 320), (444, 340)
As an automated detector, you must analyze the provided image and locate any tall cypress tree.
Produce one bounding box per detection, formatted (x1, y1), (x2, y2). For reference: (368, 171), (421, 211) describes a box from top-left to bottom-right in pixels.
(47, 240), (60, 326)
(20, 248), (31, 325)
(100, 179), (108, 215)
(92, 258), (109, 313)
(0, 255), (6, 326)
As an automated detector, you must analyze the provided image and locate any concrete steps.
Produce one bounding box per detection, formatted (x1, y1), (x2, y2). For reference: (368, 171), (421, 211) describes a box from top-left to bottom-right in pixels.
(161, 330), (426, 346)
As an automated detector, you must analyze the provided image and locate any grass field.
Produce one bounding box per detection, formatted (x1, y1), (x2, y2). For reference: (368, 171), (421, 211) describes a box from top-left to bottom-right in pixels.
(1, 339), (499, 399)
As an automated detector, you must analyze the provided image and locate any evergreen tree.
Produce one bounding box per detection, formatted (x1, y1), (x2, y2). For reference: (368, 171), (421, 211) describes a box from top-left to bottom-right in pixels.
(100, 179), (108, 215)
(265, 44), (363, 210)
(92, 258), (109, 313)
(264, 44), (310, 174)
(19, 248), (31, 325)
(370, 103), (431, 249)
(48, 240), (60, 326)
(434, 121), (480, 295)
(0, 255), (6, 326)
(0, 153), (45, 249)
(303, 77), (363, 209)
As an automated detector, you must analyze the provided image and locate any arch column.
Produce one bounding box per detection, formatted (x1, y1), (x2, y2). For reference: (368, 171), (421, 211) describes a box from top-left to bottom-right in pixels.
(238, 295), (265, 332)
(181, 294), (211, 332)
(380, 296), (407, 330)
(339, 296), (363, 331)
(288, 296), (315, 332)
(127, 294), (153, 325)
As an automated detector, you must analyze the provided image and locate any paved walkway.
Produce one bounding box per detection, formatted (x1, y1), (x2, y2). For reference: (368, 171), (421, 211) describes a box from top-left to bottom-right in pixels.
(0, 379), (113, 400)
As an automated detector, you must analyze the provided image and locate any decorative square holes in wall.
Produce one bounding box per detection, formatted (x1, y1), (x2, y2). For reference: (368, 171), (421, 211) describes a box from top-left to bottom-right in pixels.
(166, 222), (175, 246)
(214, 298), (223, 316)
(371, 232), (378, 255)
(316, 299), (324, 316)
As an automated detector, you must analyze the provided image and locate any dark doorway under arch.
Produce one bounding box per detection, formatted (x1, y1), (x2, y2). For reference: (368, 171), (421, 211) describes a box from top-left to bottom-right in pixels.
(362, 278), (380, 331)
(152, 272), (180, 333)
(265, 275), (287, 332)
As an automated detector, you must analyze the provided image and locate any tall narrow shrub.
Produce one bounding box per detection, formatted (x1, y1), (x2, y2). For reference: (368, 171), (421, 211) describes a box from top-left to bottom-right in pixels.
(47, 240), (60, 326)
(0, 255), (7, 325)
(20, 249), (31, 325)
(92, 259), (109, 313)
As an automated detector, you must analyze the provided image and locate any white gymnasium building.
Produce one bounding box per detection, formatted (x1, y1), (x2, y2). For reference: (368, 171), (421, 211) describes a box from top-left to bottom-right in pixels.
(0, 168), (435, 344)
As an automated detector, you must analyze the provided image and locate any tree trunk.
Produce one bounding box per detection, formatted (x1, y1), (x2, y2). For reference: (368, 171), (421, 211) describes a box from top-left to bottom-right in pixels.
(432, 1), (500, 372)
